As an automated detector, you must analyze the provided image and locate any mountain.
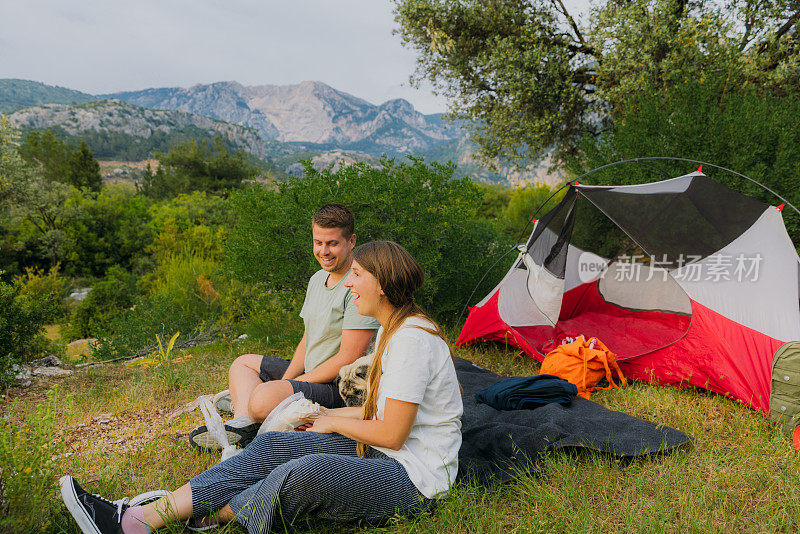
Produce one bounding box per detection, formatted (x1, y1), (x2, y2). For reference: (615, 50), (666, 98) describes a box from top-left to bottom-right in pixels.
(1, 79), (562, 186)
(105, 81), (459, 155)
(8, 99), (278, 160)
(0, 79), (96, 113)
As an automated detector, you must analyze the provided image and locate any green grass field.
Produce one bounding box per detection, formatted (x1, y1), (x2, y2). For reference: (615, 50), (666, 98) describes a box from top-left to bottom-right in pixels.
(3, 336), (800, 533)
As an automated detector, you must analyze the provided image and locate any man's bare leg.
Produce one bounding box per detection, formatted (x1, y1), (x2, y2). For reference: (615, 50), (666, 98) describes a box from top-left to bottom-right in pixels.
(228, 354), (267, 419)
(248, 380), (295, 421)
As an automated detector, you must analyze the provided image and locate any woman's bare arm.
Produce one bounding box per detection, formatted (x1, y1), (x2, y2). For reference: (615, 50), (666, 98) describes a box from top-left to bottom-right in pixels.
(307, 398), (417, 450)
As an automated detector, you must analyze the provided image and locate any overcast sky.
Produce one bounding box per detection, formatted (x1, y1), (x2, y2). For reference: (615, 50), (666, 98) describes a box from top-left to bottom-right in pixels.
(0, 0), (591, 114)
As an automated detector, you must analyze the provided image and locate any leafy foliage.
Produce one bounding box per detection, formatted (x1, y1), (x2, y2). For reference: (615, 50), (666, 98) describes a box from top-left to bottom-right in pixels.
(90, 293), (221, 361)
(226, 158), (512, 320)
(0, 121), (77, 270)
(394, 0), (800, 166)
(65, 141), (102, 191)
(13, 265), (70, 323)
(572, 76), (800, 248)
(139, 137), (258, 199)
(17, 130), (70, 184)
(20, 131), (103, 191)
(64, 265), (139, 340)
(0, 273), (51, 388)
(503, 184), (564, 238)
(62, 184), (154, 277)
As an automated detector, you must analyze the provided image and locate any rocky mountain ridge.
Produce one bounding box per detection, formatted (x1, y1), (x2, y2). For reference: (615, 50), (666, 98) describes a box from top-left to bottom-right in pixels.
(2, 79), (561, 186)
(8, 99), (275, 160)
(106, 80), (459, 155)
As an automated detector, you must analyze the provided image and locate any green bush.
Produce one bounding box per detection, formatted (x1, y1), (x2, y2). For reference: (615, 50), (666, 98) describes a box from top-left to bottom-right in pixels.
(62, 184), (154, 277)
(572, 76), (800, 250)
(90, 254), (227, 360)
(140, 137), (258, 199)
(497, 183), (565, 239)
(225, 158), (512, 321)
(0, 274), (50, 388)
(64, 266), (139, 340)
(147, 191), (231, 263)
(222, 281), (304, 348)
(91, 293), (222, 361)
(140, 253), (224, 318)
(13, 264), (70, 323)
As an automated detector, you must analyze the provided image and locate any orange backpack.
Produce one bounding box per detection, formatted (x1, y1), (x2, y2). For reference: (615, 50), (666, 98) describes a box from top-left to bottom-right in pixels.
(539, 336), (627, 399)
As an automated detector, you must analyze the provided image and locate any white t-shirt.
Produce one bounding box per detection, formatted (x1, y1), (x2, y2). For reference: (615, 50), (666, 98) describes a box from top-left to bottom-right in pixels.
(372, 317), (463, 499)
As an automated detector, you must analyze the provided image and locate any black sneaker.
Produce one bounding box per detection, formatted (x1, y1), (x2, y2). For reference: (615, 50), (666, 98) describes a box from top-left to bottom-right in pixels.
(188, 417), (259, 452)
(59, 476), (128, 534)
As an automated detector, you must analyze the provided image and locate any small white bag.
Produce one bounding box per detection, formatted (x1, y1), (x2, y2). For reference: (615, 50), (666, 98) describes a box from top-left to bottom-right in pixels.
(258, 392), (327, 433)
(198, 398), (240, 461)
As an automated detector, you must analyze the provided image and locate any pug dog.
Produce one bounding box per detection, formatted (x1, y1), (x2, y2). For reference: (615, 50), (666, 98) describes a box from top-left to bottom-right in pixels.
(337, 354), (372, 407)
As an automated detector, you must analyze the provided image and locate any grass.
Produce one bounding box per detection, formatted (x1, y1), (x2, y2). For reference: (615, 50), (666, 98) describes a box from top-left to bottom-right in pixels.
(2, 335), (800, 533)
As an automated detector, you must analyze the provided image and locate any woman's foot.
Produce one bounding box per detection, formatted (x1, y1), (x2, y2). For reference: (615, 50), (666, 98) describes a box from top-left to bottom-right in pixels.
(59, 476), (130, 534)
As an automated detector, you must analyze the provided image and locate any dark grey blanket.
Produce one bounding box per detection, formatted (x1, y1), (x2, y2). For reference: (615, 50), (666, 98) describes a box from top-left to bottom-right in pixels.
(454, 358), (692, 484)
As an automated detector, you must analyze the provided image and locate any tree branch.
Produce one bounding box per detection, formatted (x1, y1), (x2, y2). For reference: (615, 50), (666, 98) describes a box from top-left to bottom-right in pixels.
(551, 0), (588, 48)
(757, 10), (800, 54)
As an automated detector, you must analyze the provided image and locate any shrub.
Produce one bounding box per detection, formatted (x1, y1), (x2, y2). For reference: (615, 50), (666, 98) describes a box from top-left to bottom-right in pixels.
(223, 282), (304, 348)
(225, 158), (512, 321)
(140, 253), (224, 318)
(90, 254), (227, 360)
(91, 293), (222, 361)
(147, 191), (231, 263)
(140, 137), (258, 199)
(62, 184), (154, 277)
(0, 274), (50, 388)
(497, 183), (565, 239)
(64, 266), (139, 340)
(13, 264), (70, 323)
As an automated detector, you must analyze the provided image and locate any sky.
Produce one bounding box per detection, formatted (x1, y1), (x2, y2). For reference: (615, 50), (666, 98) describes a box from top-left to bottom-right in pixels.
(0, 0), (591, 115)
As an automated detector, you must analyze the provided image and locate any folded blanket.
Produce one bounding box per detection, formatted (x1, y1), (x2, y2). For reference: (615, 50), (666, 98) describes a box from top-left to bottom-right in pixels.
(455, 358), (692, 484)
(474, 374), (577, 410)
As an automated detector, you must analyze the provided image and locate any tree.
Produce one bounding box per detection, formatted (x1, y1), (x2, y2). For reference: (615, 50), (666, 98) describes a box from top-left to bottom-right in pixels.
(19, 130), (103, 190)
(18, 129), (70, 183)
(393, 0), (800, 167)
(65, 141), (102, 191)
(0, 120), (77, 269)
(140, 137), (257, 199)
(571, 75), (800, 248)
(63, 184), (154, 277)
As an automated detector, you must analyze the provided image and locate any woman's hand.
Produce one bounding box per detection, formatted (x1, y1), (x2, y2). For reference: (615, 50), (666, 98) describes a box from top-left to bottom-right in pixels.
(306, 415), (338, 434)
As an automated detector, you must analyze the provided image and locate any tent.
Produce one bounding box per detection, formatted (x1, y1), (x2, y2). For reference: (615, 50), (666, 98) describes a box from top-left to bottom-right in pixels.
(457, 170), (800, 432)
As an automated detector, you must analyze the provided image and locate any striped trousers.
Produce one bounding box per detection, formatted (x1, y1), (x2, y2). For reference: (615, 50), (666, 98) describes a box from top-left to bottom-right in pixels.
(190, 431), (433, 534)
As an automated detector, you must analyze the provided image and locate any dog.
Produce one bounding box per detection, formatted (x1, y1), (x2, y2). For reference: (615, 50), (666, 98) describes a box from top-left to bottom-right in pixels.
(336, 354), (372, 407)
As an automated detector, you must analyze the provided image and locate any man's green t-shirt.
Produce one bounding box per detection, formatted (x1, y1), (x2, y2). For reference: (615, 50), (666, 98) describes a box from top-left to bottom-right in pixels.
(299, 269), (380, 373)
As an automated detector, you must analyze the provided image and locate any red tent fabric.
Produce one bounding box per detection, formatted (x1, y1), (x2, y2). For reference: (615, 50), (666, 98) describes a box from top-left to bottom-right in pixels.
(457, 173), (800, 415)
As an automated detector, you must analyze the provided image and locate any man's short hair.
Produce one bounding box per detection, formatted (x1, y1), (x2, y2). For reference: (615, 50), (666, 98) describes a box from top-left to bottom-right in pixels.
(312, 203), (355, 238)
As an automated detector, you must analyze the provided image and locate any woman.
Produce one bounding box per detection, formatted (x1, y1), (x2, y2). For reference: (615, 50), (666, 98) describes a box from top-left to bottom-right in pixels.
(60, 240), (463, 534)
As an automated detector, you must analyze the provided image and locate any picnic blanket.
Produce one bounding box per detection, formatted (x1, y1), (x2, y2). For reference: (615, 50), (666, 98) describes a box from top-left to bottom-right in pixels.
(454, 358), (692, 484)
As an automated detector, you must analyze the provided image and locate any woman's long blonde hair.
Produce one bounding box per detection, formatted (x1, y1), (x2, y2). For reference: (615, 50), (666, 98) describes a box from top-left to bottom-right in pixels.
(353, 241), (451, 457)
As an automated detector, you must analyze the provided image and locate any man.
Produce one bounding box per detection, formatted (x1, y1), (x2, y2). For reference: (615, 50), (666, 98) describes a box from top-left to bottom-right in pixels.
(190, 203), (379, 451)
